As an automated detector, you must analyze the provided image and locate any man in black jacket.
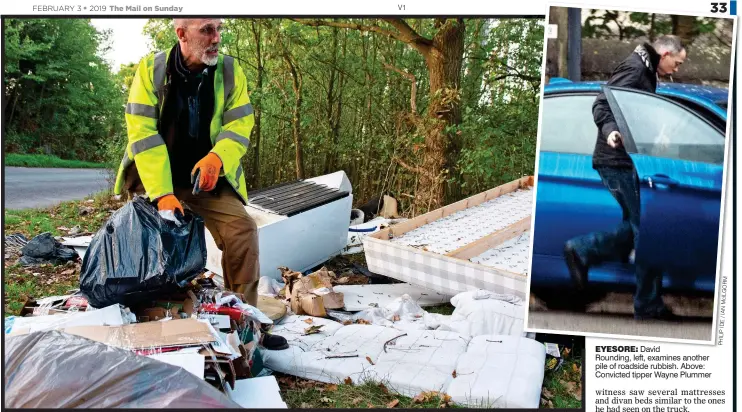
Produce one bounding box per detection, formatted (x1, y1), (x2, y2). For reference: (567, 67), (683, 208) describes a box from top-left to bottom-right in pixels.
(563, 35), (686, 321)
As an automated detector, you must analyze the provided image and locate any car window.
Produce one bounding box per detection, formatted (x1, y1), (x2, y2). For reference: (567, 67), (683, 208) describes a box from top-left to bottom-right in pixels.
(610, 89), (726, 165)
(539, 95), (597, 155)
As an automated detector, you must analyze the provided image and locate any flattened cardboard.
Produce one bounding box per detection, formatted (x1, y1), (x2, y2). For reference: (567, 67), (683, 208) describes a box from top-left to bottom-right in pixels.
(61, 318), (216, 350)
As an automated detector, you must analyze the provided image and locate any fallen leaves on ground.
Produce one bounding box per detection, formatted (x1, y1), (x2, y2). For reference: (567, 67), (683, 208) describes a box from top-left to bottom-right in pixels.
(303, 318), (313, 324)
(303, 325), (324, 335)
(300, 402), (312, 408)
(561, 347), (571, 358)
(561, 380), (581, 400)
(320, 397), (333, 404)
(412, 391), (452, 407)
(326, 384), (338, 392)
(392, 314), (400, 322)
(366, 356), (375, 365)
(344, 377), (353, 385)
(452, 370), (457, 378)
(387, 399), (400, 408)
(378, 383), (389, 394)
(351, 397), (363, 405)
(541, 387), (554, 399)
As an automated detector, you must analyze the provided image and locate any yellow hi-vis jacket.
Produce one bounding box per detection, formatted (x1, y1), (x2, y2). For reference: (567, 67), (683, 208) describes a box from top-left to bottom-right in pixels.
(114, 46), (254, 204)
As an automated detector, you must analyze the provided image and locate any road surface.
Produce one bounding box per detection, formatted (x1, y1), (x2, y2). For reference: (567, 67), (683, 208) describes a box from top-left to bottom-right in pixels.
(3, 167), (111, 209)
(528, 292), (715, 342)
(527, 311), (713, 341)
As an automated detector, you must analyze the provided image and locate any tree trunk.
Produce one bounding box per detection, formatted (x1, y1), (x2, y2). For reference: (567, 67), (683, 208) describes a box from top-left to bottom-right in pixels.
(250, 21), (264, 188)
(324, 25), (340, 174)
(283, 51), (305, 180)
(649, 14), (656, 42)
(7, 89), (20, 131)
(553, 8), (569, 78)
(416, 18), (465, 212)
(292, 18), (466, 211)
(672, 15), (696, 46)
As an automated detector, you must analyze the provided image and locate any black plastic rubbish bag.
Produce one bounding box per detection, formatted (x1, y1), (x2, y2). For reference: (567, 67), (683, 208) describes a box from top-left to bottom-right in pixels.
(4, 331), (241, 408)
(80, 196), (207, 308)
(19, 232), (78, 266)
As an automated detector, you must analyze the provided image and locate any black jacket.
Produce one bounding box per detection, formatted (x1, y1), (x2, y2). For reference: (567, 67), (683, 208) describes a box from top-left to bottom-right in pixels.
(591, 43), (660, 169)
(159, 44), (217, 188)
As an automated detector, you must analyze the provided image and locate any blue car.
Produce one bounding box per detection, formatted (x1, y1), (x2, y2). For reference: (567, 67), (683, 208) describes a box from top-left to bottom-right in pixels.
(530, 79), (729, 308)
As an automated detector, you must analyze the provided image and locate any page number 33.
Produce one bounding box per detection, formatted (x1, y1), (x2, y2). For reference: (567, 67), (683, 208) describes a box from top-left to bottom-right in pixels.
(710, 2), (728, 13)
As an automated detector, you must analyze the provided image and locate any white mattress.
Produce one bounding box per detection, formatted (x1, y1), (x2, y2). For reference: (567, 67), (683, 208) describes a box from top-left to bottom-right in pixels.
(470, 232), (531, 276)
(263, 316), (546, 408)
(389, 188), (532, 255)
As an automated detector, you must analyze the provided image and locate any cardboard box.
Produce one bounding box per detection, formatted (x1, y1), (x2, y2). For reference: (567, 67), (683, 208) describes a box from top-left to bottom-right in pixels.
(133, 296), (196, 322)
(61, 318), (216, 350)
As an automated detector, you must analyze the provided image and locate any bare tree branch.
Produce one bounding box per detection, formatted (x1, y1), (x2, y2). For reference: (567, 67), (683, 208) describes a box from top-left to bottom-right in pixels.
(382, 18), (434, 55)
(394, 156), (434, 179)
(381, 61), (418, 114)
(292, 18), (433, 56)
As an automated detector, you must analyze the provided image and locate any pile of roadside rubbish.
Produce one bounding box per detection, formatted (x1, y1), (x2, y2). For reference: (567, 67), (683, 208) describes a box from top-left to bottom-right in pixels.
(4, 196), (286, 408)
(4, 181), (574, 409)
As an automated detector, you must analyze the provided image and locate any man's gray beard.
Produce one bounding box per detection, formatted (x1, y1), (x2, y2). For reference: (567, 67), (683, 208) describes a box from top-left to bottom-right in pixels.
(203, 53), (218, 66)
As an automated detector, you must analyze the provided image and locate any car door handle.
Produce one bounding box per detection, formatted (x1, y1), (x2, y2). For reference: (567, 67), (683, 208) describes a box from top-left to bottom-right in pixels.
(645, 174), (679, 189)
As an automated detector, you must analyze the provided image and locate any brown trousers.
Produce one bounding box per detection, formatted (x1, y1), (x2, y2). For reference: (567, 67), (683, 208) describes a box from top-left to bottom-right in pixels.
(128, 184), (260, 306)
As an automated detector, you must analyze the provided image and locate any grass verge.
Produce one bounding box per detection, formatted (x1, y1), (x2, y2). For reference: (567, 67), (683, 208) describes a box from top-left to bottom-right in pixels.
(541, 353), (583, 408)
(5, 153), (106, 169)
(4, 191), (122, 239)
(4, 262), (80, 315)
(4, 192), (122, 315)
(276, 375), (459, 409)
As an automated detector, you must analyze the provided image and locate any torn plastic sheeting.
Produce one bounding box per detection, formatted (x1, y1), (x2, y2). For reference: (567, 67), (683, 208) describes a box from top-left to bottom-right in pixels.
(447, 335), (546, 408)
(427, 290), (526, 337)
(6, 304), (126, 335)
(333, 283), (451, 312)
(326, 293), (430, 331)
(4, 330), (241, 408)
(258, 276), (285, 297)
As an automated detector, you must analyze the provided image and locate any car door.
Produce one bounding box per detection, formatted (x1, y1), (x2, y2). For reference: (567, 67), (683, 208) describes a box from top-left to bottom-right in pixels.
(532, 92), (634, 287)
(603, 85), (726, 292)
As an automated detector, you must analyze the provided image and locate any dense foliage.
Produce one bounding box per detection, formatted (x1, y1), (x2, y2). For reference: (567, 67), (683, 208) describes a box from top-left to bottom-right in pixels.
(4, 18), (544, 213)
(3, 19), (126, 163)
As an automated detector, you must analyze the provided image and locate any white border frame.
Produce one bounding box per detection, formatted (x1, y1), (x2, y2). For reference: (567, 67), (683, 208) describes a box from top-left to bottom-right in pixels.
(523, 2), (738, 345)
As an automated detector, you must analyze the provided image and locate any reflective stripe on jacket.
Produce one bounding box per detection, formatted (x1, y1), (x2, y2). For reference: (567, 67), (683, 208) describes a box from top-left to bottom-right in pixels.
(114, 46), (254, 204)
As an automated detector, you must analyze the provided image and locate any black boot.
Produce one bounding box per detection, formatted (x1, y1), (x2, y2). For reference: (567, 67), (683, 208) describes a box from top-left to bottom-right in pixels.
(634, 307), (682, 321)
(261, 332), (289, 350)
(564, 242), (589, 291)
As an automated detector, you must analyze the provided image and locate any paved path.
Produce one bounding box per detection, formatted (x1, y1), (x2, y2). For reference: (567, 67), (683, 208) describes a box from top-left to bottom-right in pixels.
(4, 167), (111, 209)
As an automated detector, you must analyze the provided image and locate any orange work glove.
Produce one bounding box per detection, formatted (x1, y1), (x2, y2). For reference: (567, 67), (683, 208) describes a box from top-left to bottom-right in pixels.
(191, 153), (223, 192)
(157, 194), (184, 216)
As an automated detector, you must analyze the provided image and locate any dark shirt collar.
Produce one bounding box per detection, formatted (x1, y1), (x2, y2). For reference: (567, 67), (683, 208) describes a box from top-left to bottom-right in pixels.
(174, 43), (203, 80)
(643, 43), (661, 74)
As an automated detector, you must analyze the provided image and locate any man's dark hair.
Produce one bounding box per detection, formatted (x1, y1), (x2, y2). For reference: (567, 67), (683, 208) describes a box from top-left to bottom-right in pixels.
(652, 35), (685, 54)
